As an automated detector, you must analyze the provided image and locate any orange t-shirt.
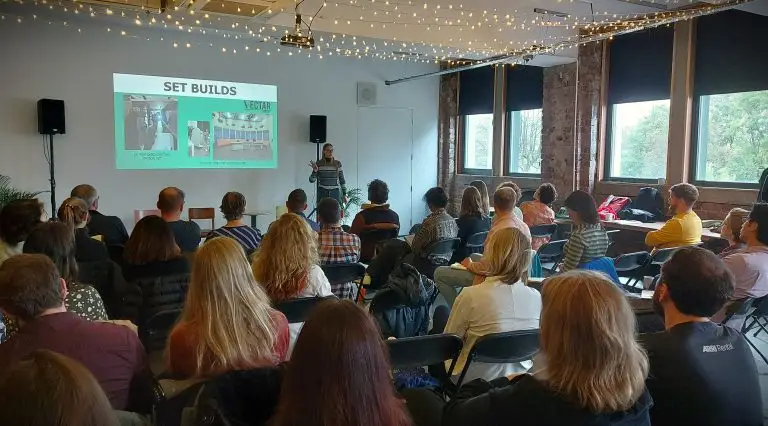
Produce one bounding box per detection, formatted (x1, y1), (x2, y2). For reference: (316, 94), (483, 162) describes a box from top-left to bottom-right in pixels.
(167, 309), (290, 378)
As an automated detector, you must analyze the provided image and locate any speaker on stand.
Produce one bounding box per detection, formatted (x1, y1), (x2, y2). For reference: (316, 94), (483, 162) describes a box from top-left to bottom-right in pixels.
(308, 115), (327, 219)
(37, 99), (66, 211)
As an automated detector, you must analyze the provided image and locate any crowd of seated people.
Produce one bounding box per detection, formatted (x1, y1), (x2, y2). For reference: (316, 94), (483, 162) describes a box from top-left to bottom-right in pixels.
(0, 178), (767, 426)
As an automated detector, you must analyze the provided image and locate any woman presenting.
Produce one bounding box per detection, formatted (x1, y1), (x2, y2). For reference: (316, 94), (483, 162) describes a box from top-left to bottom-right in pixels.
(309, 143), (346, 204)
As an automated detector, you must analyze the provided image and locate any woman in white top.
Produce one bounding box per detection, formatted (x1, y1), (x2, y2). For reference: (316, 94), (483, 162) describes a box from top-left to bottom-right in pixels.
(252, 212), (332, 354)
(443, 226), (541, 383)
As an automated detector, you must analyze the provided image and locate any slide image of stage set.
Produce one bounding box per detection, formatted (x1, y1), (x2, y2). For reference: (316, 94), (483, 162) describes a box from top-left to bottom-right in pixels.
(187, 121), (211, 157)
(123, 95), (178, 151)
(212, 112), (273, 161)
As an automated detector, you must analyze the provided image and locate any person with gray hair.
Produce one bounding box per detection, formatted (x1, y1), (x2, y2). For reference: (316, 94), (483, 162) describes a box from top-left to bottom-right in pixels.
(70, 184), (128, 246)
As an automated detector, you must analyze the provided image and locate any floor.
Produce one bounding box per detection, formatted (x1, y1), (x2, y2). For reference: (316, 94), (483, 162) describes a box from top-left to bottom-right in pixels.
(745, 328), (768, 423)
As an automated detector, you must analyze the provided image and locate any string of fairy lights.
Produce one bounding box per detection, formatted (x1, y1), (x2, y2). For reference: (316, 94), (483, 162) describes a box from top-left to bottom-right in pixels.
(0, 0), (751, 65)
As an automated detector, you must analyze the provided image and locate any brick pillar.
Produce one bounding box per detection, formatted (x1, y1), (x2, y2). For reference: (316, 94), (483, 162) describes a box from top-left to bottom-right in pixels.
(574, 41), (604, 193)
(542, 63), (577, 208)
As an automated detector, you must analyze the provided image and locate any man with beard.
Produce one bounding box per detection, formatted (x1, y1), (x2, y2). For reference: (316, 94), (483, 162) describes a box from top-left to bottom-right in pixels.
(645, 183), (703, 250)
(639, 247), (762, 426)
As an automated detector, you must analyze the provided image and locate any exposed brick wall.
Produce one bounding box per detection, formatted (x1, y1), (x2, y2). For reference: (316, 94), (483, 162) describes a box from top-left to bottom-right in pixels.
(542, 63), (577, 209)
(574, 41), (604, 194)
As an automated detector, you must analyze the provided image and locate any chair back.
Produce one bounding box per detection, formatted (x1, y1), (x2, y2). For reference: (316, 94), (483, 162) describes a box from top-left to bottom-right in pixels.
(386, 333), (463, 374)
(519, 190), (536, 205)
(423, 238), (461, 264)
(189, 207), (216, 236)
(134, 209), (161, 224)
(464, 232), (488, 254)
(359, 228), (399, 262)
(106, 244), (125, 266)
(614, 251), (651, 273)
(537, 239), (566, 261)
(456, 329), (540, 389)
(275, 296), (337, 324)
(530, 224), (557, 239)
(140, 308), (183, 352)
(321, 263), (366, 285)
(650, 247), (680, 266)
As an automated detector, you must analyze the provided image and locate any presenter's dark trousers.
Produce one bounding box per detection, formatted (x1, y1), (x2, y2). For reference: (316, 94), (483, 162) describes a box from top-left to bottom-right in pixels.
(318, 187), (342, 204)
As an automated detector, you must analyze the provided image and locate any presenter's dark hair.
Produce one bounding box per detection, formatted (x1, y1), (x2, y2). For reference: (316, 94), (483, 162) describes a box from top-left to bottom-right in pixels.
(124, 216), (181, 265)
(287, 189), (308, 212)
(272, 300), (411, 426)
(564, 190), (599, 225)
(748, 203), (768, 245)
(0, 199), (44, 246)
(423, 187), (448, 209)
(157, 187), (186, 213)
(661, 247), (734, 317)
(317, 198), (341, 225)
(23, 222), (79, 284)
(220, 192), (247, 221)
(368, 180), (389, 205)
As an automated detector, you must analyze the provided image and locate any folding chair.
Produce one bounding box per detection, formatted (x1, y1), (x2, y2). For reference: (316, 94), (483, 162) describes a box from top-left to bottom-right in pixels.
(320, 263), (366, 301)
(455, 329), (540, 389)
(518, 190), (536, 205)
(464, 231), (488, 256)
(530, 224), (557, 239)
(614, 251), (651, 290)
(139, 309), (183, 353)
(645, 247), (681, 278)
(275, 296), (337, 324)
(134, 209), (160, 224)
(359, 228), (399, 263)
(188, 207), (215, 238)
(537, 240), (567, 275)
(386, 333), (463, 373)
(723, 298), (768, 366)
(417, 238), (462, 279)
(744, 295), (768, 338)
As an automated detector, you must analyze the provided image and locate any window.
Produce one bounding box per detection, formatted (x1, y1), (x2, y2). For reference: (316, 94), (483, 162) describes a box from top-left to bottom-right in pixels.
(607, 100), (670, 181)
(507, 109), (542, 175)
(693, 90), (768, 185)
(462, 114), (494, 174)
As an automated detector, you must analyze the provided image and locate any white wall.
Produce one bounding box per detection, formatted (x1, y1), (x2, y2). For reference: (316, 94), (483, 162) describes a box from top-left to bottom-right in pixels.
(0, 15), (438, 230)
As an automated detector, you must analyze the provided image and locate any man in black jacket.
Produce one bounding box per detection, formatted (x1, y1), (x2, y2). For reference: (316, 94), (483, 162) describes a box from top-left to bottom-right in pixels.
(71, 184), (129, 246)
(641, 247), (762, 426)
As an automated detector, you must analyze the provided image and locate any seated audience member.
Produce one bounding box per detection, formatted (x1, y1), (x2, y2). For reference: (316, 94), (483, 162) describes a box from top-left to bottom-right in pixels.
(167, 238), (289, 378)
(285, 188), (319, 232)
(444, 271), (651, 426)
(0, 350), (120, 426)
(271, 300), (411, 426)
(22, 222), (108, 323)
(718, 207), (749, 257)
(317, 198), (361, 299)
(496, 182), (524, 220)
(520, 183), (557, 251)
(717, 203), (768, 319)
(122, 216), (190, 282)
(350, 179), (400, 261)
(645, 183), (702, 250)
(453, 186), (491, 262)
(57, 196), (109, 262)
(157, 186), (201, 252)
(433, 187), (531, 303)
(205, 191), (263, 253)
(641, 247), (762, 426)
(71, 184), (129, 246)
(0, 199), (44, 266)
(561, 190), (610, 272)
(469, 180), (491, 216)
(0, 255), (150, 411)
(410, 187), (458, 262)
(438, 227), (540, 383)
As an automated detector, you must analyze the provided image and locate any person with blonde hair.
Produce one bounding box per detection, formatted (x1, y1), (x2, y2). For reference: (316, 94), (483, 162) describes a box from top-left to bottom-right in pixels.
(252, 213), (332, 302)
(167, 237), (289, 378)
(444, 270), (651, 426)
(57, 196), (109, 262)
(0, 350), (120, 426)
(436, 227), (540, 383)
(719, 207), (749, 257)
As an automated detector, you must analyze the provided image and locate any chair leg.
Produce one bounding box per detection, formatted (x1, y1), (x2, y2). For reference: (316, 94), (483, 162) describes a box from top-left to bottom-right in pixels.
(744, 334), (768, 367)
(752, 318), (768, 338)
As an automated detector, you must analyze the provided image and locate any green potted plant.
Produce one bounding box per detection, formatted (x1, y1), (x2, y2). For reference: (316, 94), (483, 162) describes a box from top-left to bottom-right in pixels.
(341, 187), (364, 225)
(0, 175), (42, 210)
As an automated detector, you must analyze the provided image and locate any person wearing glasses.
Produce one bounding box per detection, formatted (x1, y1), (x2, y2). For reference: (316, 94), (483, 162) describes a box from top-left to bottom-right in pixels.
(309, 143), (346, 205)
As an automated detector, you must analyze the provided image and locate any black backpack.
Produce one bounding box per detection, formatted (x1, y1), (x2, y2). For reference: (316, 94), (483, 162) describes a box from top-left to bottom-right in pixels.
(619, 187), (665, 222)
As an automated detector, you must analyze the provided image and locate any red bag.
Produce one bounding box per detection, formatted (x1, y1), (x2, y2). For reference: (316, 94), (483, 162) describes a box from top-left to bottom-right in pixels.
(598, 195), (631, 221)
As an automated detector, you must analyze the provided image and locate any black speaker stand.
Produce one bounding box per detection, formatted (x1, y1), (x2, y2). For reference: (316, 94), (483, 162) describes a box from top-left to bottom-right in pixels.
(47, 133), (56, 211)
(308, 141), (320, 219)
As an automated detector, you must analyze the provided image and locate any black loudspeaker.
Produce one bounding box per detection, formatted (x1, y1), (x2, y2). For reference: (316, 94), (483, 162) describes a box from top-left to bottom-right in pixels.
(309, 115), (327, 144)
(37, 99), (66, 135)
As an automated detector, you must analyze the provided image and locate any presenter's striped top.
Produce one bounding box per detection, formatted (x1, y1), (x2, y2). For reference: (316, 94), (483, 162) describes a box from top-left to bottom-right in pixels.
(205, 225), (263, 253)
(310, 159), (347, 192)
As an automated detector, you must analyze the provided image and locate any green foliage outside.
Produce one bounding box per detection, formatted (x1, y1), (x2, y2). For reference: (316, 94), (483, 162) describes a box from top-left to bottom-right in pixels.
(616, 103), (670, 179)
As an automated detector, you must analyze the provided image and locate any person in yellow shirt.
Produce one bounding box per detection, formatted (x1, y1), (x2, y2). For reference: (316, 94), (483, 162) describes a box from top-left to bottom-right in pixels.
(645, 183), (703, 250)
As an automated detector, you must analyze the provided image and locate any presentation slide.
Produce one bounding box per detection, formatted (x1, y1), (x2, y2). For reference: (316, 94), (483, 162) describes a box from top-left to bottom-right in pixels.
(113, 73), (278, 169)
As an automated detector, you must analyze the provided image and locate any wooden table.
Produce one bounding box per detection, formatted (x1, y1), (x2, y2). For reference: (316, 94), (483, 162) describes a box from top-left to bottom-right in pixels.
(601, 219), (723, 241)
(243, 210), (272, 229)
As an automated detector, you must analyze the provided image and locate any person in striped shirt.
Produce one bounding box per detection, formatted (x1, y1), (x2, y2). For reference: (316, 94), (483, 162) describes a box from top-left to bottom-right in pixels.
(560, 190), (610, 271)
(309, 143), (346, 204)
(205, 192), (263, 254)
(316, 198), (361, 299)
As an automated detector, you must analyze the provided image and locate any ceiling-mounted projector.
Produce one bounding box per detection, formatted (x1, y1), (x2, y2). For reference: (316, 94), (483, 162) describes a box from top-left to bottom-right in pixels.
(280, 14), (315, 49)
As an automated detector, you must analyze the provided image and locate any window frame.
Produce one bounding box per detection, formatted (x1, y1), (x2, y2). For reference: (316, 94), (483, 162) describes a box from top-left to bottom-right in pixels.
(460, 114), (493, 176)
(603, 100), (670, 184)
(504, 109), (542, 178)
(688, 94), (762, 189)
